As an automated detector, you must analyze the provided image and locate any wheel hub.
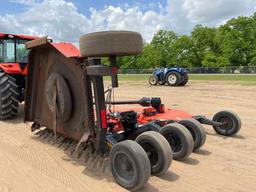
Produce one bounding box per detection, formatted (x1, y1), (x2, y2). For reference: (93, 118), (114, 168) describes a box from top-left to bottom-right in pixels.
(167, 133), (182, 152)
(168, 74), (177, 84)
(141, 142), (158, 166)
(115, 153), (135, 180)
(219, 117), (234, 130)
(150, 78), (156, 84)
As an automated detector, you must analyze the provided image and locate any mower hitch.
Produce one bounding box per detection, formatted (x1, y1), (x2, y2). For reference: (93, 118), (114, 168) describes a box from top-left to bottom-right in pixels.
(107, 97), (163, 112)
(194, 115), (223, 127)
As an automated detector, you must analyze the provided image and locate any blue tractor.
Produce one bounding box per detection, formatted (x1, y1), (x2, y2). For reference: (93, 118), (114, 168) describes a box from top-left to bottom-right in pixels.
(149, 67), (188, 86)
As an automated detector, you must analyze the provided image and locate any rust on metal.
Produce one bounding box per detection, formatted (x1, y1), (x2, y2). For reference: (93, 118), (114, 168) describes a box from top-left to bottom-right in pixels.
(51, 81), (57, 139)
(25, 37), (49, 49)
(24, 41), (94, 142)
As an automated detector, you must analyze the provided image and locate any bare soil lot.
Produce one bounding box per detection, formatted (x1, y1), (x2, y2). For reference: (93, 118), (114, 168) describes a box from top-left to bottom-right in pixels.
(0, 80), (255, 192)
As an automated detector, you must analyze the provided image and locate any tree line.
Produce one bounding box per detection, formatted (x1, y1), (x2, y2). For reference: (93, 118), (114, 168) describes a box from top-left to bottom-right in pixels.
(118, 13), (256, 69)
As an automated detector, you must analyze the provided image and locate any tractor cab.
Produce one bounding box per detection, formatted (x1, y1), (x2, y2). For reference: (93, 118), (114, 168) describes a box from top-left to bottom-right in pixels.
(0, 33), (38, 73)
(0, 33), (39, 120)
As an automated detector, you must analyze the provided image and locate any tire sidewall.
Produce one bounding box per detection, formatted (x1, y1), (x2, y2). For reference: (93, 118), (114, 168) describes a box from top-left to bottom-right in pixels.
(109, 141), (150, 191)
(160, 124), (193, 160)
(213, 111), (241, 136)
(135, 131), (172, 175)
(179, 119), (206, 150)
(110, 147), (139, 189)
(149, 75), (159, 86)
(166, 72), (181, 86)
(179, 73), (189, 86)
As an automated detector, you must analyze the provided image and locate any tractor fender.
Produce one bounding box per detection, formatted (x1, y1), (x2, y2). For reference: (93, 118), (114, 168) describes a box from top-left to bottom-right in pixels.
(164, 69), (180, 77)
(21, 65), (28, 75)
(0, 63), (22, 74)
(152, 69), (161, 76)
(152, 68), (164, 81)
(164, 67), (187, 76)
(178, 67), (188, 74)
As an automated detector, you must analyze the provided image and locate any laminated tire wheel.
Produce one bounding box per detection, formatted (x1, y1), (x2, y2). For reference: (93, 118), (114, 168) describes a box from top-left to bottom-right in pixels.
(160, 123), (194, 160)
(212, 111), (241, 136)
(45, 73), (72, 122)
(109, 140), (151, 191)
(179, 118), (206, 151)
(135, 131), (173, 175)
(79, 31), (143, 57)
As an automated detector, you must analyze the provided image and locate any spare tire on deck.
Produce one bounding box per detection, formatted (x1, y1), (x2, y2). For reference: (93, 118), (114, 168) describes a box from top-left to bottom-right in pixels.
(79, 31), (143, 57)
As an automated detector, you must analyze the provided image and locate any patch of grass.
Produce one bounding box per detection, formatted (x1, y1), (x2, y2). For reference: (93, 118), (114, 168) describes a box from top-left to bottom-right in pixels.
(189, 74), (256, 82)
(104, 74), (149, 81)
(104, 74), (256, 85)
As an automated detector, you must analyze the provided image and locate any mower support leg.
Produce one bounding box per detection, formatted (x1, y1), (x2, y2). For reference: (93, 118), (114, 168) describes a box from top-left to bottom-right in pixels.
(194, 116), (223, 127)
(90, 59), (108, 154)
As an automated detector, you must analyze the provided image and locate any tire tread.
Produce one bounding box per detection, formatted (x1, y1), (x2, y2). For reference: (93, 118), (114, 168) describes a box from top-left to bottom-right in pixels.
(0, 71), (19, 120)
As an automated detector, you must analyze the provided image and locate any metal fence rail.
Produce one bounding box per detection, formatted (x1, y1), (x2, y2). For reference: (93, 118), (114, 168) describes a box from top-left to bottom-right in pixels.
(118, 66), (256, 74)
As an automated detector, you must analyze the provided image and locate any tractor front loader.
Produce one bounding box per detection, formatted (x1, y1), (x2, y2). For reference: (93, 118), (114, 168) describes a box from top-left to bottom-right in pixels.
(24, 31), (173, 191)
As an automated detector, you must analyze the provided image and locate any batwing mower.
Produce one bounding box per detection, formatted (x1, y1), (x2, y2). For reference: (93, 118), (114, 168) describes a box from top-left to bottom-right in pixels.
(106, 96), (241, 160)
(24, 31), (173, 191)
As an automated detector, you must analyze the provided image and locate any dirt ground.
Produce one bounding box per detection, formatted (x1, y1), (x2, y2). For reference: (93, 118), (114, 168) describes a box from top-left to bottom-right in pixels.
(0, 80), (255, 192)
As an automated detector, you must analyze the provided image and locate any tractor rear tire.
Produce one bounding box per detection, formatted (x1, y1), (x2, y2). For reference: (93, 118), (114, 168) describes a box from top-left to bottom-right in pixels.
(166, 72), (181, 86)
(109, 140), (151, 191)
(79, 31), (143, 57)
(179, 73), (189, 86)
(212, 111), (241, 136)
(135, 131), (172, 176)
(0, 71), (19, 120)
(179, 118), (206, 151)
(160, 123), (194, 160)
(149, 75), (159, 86)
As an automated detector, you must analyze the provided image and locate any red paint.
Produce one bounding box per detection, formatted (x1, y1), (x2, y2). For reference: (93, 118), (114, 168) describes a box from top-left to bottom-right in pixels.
(52, 43), (81, 58)
(0, 33), (38, 75)
(160, 104), (165, 113)
(137, 107), (193, 124)
(0, 32), (38, 40)
(0, 63), (22, 74)
(101, 109), (107, 129)
(112, 67), (118, 74)
(108, 106), (193, 132)
(22, 65), (28, 75)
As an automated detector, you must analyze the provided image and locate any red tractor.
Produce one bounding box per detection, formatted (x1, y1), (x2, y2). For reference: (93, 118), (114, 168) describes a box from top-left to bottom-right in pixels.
(0, 33), (38, 119)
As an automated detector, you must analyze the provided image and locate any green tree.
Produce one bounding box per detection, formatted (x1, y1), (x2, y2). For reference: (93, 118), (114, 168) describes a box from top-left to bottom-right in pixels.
(117, 12), (256, 69)
(217, 15), (256, 66)
(189, 25), (218, 67)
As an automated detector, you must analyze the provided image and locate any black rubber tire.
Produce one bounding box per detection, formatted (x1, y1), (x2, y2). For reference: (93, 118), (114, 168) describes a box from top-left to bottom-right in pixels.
(79, 31), (143, 57)
(0, 71), (19, 120)
(212, 111), (241, 136)
(109, 140), (151, 191)
(179, 118), (206, 151)
(135, 131), (172, 176)
(166, 72), (181, 86)
(179, 73), (189, 86)
(149, 75), (159, 86)
(160, 123), (194, 160)
(45, 73), (72, 122)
